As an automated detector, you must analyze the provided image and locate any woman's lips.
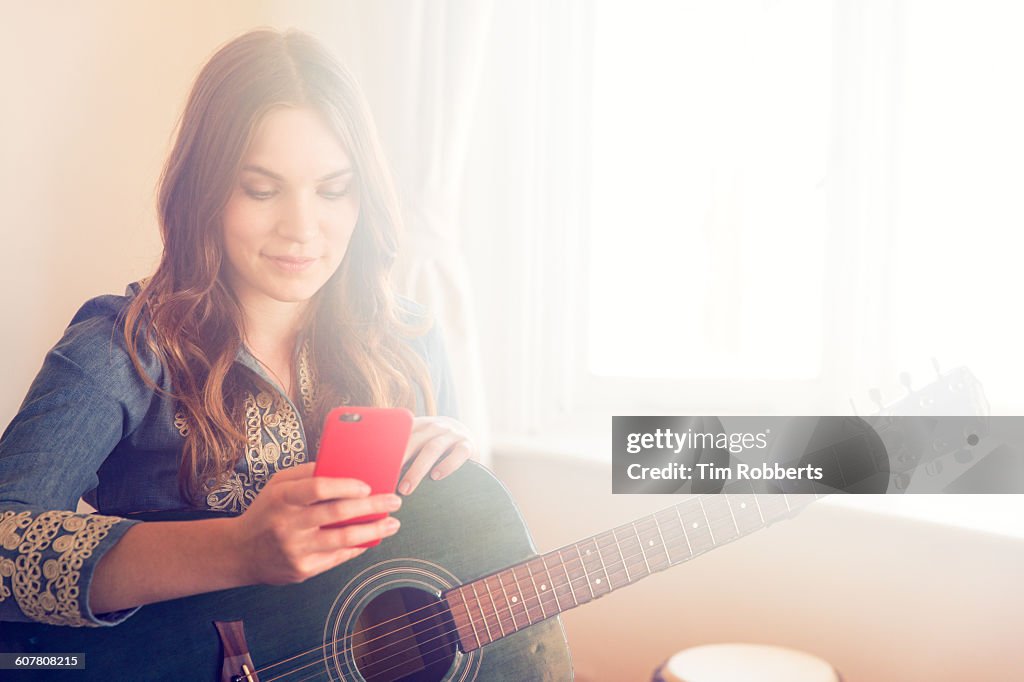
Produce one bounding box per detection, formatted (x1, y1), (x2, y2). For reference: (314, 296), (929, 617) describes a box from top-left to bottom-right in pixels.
(266, 255), (317, 273)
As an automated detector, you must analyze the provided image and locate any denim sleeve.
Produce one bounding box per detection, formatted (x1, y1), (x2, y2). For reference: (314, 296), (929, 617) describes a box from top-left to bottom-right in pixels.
(0, 317), (145, 627)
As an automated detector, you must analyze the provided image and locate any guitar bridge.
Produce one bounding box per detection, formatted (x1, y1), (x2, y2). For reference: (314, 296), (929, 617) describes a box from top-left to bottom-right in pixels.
(214, 620), (260, 682)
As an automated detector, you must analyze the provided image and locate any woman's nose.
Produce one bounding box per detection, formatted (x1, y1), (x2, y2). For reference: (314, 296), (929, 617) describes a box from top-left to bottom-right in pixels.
(276, 192), (319, 242)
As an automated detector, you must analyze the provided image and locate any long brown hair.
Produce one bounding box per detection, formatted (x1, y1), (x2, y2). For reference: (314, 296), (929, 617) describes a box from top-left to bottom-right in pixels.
(123, 28), (435, 504)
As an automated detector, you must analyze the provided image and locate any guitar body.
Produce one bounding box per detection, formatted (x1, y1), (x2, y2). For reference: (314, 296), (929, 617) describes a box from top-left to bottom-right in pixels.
(1, 462), (573, 681)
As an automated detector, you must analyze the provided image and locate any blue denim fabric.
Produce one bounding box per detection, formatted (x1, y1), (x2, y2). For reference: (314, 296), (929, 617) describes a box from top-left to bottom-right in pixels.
(0, 284), (456, 626)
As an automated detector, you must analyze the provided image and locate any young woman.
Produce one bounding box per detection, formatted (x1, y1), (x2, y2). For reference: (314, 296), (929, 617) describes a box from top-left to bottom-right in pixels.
(0, 28), (474, 627)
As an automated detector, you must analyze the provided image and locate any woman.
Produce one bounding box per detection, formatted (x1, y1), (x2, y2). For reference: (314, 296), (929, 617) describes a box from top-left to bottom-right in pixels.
(0, 28), (474, 627)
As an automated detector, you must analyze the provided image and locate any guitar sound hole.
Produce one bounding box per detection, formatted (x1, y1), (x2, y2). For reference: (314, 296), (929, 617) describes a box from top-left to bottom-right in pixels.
(352, 587), (459, 682)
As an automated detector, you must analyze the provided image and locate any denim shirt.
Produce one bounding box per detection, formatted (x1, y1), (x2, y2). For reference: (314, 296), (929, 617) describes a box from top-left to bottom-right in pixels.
(0, 284), (456, 627)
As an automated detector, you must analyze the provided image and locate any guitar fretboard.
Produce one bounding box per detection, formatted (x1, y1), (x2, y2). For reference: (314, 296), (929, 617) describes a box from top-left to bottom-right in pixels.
(444, 482), (822, 652)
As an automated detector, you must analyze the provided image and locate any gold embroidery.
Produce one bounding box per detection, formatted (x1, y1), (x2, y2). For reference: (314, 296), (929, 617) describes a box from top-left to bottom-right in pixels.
(0, 511), (32, 605)
(1, 510), (122, 626)
(173, 409), (190, 437)
(206, 391), (308, 513)
(298, 341), (317, 415)
(173, 346), (316, 512)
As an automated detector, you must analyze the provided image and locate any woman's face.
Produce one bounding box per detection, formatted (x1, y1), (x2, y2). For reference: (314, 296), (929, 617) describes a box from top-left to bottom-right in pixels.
(221, 106), (360, 312)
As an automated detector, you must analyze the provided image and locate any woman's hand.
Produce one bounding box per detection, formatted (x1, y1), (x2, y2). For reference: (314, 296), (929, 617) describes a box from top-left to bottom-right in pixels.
(398, 416), (477, 495)
(230, 462), (402, 585)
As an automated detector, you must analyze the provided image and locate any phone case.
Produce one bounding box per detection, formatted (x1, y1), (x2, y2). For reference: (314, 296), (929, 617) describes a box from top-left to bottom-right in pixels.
(312, 406), (413, 546)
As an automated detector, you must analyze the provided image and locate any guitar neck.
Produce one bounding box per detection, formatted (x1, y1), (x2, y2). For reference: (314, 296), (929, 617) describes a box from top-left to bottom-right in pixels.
(444, 484), (822, 652)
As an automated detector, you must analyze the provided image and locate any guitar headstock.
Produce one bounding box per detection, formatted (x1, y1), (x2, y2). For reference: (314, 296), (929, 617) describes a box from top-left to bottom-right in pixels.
(857, 360), (991, 492)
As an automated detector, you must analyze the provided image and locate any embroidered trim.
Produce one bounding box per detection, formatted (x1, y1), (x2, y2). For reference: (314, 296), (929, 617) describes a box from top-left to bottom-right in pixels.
(298, 341), (317, 416)
(206, 391), (308, 513)
(1, 510), (122, 627)
(173, 409), (190, 437)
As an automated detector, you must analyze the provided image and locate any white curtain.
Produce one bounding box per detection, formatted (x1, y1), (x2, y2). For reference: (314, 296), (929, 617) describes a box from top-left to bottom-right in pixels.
(330, 1), (495, 461)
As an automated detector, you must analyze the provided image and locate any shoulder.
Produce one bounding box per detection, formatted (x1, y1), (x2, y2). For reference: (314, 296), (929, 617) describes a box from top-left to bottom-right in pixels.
(48, 283), (162, 395)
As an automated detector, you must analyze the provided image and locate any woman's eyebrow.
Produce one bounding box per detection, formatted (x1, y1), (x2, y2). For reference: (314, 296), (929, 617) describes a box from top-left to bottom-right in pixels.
(241, 164), (354, 182)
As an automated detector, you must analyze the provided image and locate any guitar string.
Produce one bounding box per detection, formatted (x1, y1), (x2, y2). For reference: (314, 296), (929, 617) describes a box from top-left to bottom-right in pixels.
(251, 493), (803, 680)
(257, 521), (731, 682)
(260, 536), (667, 682)
(286, 498), (807, 682)
(259, 497), (799, 682)
(286, 531), (677, 682)
(252, 511), (681, 681)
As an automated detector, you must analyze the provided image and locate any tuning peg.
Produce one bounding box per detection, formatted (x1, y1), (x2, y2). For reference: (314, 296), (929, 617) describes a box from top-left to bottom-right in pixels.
(899, 372), (913, 394)
(931, 357), (942, 378)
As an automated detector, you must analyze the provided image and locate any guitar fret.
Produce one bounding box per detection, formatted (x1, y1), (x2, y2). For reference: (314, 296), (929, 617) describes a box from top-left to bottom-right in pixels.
(557, 549), (580, 606)
(484, 575), (513, 635)
(610, 529), (631, 582)
(513, 564), (543, 623)
(752, 495), (765, 524)
(700, 495), (739, 544)
(528, 557), (560, 616)
(635, 515), (671, 571)
(596, 531), (627, 587)
(732, 495), (763, 534)
(724, 494), (740, 535)
(632, 522), (653, 574)
(657, 506), (692, 564)
(487, 578), (508, 637)
(564, 546), (593, 604)
(470, 582), (494, 644)
(499, 570), (529, 628)
(696, 496), (716, 544)
(541, 553), (575, 611)
(574, 544), (596, 599)
(756, 494), (791, 524)
(651, 509), (675, 561)
(593, 535), (614, 590)
(453, 588), (481, 651)
(672, 505), (695, 559)
(678, 498), (715, 554)
(579, 537), (612, 596)
(613, 525), (648, 581)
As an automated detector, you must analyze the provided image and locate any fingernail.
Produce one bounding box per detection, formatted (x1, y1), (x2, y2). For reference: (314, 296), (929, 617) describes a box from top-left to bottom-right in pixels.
(430, 470), (442, 480)
(385, 517), (401, 533)
(398, 481), (412, 495)
(386, 495), (402, 510)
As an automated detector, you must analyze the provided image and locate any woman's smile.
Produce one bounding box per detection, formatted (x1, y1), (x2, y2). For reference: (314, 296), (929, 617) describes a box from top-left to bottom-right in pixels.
(264, 254), (319, 273)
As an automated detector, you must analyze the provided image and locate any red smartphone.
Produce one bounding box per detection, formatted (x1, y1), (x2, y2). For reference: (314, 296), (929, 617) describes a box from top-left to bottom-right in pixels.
(313, 406), (413, 547)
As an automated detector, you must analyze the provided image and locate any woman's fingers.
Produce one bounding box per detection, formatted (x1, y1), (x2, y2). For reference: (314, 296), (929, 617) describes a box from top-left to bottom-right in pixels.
(302, 493), (401, 529)
(279, 475), (372, 506)
(306, 516), (402, 553)
(427, 440), (474, 481)
(402, 419), (444, 463)
(399, 433), (465, 495)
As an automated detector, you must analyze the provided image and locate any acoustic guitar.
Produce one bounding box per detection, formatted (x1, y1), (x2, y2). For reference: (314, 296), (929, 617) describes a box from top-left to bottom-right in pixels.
(0, 461), (819, 681)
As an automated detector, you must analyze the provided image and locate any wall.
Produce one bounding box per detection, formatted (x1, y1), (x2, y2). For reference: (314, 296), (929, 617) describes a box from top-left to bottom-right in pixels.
(0, 1), (371, 427)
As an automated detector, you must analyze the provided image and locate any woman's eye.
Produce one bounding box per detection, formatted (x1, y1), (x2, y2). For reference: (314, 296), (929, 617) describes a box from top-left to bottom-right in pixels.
(320, 186), (351, 200)
(243, 187), (277, 200)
